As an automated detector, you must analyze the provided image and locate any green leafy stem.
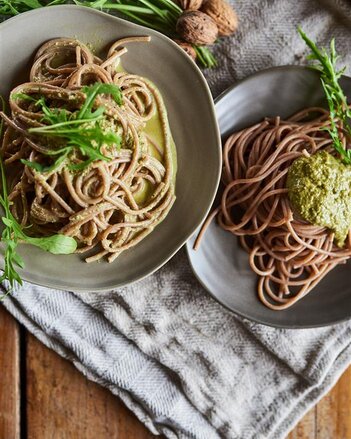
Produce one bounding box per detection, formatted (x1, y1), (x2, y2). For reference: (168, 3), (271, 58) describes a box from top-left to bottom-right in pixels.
(0, 0), (217, 68)
(0, 98), (78, 297)
(14, 82), (122, 173)
(299, 27), (351, 164)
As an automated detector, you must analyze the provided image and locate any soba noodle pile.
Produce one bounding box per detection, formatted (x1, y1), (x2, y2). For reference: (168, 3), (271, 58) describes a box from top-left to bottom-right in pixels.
(0, 37), (176, 263)
(195, 108), (351, 310)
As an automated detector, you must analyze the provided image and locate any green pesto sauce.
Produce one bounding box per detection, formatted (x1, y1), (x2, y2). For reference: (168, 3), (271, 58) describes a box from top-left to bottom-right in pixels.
(287, 151), (351, 247)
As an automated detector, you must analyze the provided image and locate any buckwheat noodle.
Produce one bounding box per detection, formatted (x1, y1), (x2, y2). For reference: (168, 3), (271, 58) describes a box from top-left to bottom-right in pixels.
(194, 108), (351, 310)
(0, 37), (176, 263)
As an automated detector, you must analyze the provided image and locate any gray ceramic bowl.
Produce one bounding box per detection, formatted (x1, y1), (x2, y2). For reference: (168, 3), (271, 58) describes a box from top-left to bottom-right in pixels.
(0, 6), (221, 291)
(187, 66), (351, 328)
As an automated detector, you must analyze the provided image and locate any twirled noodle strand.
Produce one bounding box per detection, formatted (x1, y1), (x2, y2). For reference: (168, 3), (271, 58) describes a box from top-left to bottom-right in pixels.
(195, 109), (351, 310)
(0, 37), (176, 262)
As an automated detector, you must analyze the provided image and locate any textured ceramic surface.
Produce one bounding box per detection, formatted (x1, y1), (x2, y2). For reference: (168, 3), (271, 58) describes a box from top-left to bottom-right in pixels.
(187, 66), (351, 328)
(0, 6), (221, 291)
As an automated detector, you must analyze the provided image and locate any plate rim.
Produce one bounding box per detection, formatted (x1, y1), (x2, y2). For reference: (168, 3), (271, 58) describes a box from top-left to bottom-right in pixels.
(186, 65), (351, 329)
(0, 5), (222, 292)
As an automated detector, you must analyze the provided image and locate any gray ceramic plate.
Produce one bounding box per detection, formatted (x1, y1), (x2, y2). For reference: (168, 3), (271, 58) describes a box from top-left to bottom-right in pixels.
(187, 66), (351, 328)
(0, 6), (221, 291)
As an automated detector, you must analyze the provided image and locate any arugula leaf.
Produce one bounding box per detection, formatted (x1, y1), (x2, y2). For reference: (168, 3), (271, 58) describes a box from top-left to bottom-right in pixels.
(20, 159), (46, 172)
(11, 251), (25, 269)
(79, 83), (123, 119)
(25, 234), (77, 254)
(12, 92), (37, 101)
(0, 94), (77, 295)
(1, 217), (13, 228)
(68, 158), (94, 171)
(299, 27), (351, 164)
(21, 148), (70, 173)
(18, 83), (123, 172)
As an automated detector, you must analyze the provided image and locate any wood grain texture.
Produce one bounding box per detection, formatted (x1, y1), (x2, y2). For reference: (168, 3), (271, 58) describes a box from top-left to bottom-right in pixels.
(25, 326), (351, 439)
(288, 408), (315, 439)
(316, 377), (339, 439)
(0, 306), (20, 439)
(1, 307), (351, 439)
(287, 367), (351, 439)
(25, 332), (156, 439)
(336, 367), (351, 439)
(315, 367), (351, 438)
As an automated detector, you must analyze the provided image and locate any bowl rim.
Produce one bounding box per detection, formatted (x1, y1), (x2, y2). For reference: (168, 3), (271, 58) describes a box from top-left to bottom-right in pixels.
(0, 5), (222, 292)
(187, 64), (351, 329)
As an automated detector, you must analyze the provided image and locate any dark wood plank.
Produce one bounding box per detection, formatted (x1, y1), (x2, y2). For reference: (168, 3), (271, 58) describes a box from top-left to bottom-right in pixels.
(0, 306), (20, 439)
(25, 332), (156, 439)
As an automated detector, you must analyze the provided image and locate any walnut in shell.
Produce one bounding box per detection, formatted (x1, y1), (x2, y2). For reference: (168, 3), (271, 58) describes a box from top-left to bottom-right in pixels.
(177, 0), (203, 10)
(173, 39), (197, 60)
(201, 0), (238, 36)
(176, 11), (218, 45)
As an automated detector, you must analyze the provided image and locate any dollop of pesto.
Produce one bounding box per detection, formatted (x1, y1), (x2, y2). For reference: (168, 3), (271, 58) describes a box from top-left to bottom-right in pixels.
(287, 151), (351, 247)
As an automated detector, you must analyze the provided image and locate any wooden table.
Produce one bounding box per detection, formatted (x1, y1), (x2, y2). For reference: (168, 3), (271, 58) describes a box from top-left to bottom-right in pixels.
(1, 306), (350, 439)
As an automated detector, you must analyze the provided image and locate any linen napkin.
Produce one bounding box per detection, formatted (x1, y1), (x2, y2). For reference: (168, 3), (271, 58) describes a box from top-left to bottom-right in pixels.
(3, 1), (351, 438)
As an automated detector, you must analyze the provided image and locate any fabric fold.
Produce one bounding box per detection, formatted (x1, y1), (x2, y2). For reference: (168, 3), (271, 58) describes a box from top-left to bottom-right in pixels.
(3, 286), (219, 439)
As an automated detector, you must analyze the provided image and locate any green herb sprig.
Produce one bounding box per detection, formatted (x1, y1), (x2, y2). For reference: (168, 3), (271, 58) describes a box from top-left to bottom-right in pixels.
(299, 27), (351, 164)
(16, 82), (122, 172)
(0, 0), (46, 15)
(0, 96), (77, 297)
(0, 0), (217, 68)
